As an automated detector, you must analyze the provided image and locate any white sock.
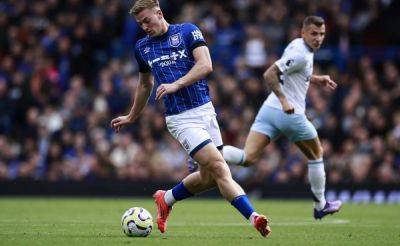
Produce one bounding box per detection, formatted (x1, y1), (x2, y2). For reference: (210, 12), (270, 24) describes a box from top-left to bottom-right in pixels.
(223, 146), (246, 166)
(250, 212), (260, 226)
(163, 190), (176, 206)
(308, 158), (326, 210)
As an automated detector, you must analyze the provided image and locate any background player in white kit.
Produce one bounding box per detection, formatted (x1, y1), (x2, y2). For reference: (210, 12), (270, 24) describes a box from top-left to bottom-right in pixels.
(223, 16), (342, 219)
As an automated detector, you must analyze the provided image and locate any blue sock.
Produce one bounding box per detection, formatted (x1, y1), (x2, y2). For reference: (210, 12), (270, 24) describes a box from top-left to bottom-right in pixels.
(172, 182), (193, 201)
(230, 195), (255, 219)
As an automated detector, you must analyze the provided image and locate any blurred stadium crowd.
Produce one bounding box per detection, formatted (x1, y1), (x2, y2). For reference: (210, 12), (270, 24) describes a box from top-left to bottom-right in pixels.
(0, 0), (399, 185)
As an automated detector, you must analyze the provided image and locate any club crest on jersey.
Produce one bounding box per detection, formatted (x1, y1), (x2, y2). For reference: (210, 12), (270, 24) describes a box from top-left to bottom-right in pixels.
(169, 33), (182, 47)
(286, 59), (294, 67)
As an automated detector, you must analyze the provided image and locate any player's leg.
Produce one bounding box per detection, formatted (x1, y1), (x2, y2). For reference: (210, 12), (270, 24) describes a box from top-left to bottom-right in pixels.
(152, 127), (226, 232)
(186, 115), (224, 173)
(168, 150), (237, 198)
(244, 131), (271, 165)
(223, 104), (279, 166)
(192, 143), (243, 200)
(181, 113), (242, 196)
(154, 106), (228, 233)
(156, 140), (270, 236)
(153, 171), (208, 232)
(153, 151), (209, 233)
(181, 164), (216, 194)
(289, 116), (342, 219)
(154, 166), (217, 233)
(157, 110), (270, 236)
(223, 131), (270, 166)
(192, 142), (270, 237)
(295, 137), (326, 209)
(201, 113), (270, 236)
(153, 114), (208, 233)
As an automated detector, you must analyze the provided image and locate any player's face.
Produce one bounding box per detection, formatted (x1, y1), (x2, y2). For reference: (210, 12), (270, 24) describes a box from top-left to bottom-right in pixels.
(302, 24), (325, 51)
(135, 8), (164, 37)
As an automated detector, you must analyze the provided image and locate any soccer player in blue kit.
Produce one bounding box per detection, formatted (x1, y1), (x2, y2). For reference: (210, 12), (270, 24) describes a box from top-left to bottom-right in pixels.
(111, 0), (270, 237)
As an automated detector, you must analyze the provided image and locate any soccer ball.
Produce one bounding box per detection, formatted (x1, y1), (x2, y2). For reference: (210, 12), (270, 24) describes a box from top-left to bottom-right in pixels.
(121, 207), (153, 237)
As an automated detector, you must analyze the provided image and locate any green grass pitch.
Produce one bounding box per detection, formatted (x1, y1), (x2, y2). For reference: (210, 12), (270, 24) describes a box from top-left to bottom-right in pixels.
(0, 197), (399, 245)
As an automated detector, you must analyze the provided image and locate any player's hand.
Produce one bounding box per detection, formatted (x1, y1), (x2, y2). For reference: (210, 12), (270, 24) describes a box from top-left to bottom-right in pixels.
(156, 83), (180, 100)
(280, 98), (295, 114)
(319, 75), (337, 90)
(110, 115), (135, 133)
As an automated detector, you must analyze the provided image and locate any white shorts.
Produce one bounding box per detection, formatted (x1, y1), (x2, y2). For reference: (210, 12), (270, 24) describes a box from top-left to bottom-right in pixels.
(165, 102), (223, 157)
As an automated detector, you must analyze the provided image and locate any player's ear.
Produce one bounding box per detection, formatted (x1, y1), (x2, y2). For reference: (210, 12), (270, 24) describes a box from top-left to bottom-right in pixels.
(156, 9), (163, 19)
(301, 27), (306, 37)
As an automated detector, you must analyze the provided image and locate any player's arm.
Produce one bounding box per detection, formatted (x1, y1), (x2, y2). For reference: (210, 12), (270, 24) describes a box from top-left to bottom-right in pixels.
(111, 72), (154, 132)
(310, 75), (337, 90)
(176, 45), (212, 88)
(263, 64), (294, 114)
(164, 46), (211, 93)
(176, 45), (213, 88)
(111, 41), (155, 132)
(155, 46), (212, 100)
(128, 72), (155, 120)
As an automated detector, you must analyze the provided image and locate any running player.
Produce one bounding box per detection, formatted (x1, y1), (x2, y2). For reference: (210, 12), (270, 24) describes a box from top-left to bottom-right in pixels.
(223, 16), (342, 219)
(111, 0), (270, 237)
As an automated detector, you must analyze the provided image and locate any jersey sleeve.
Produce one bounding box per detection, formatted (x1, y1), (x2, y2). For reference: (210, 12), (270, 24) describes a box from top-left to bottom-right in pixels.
(275, 51), (307, 74)
(134, 43), (151, 73)
(182, 23), (207, 53)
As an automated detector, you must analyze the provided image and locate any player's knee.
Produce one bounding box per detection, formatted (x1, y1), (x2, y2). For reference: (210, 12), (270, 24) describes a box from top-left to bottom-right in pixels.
(207, 159), (230, 180)
(244, 150), (261, 166)
(309, 145), (323, 160)
(315, 145), (324, 159)
(318, 146), (324, 158)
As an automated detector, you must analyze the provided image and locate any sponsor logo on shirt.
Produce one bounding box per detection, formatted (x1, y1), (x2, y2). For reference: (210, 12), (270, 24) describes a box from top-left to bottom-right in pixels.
(147, 49), (188, 68)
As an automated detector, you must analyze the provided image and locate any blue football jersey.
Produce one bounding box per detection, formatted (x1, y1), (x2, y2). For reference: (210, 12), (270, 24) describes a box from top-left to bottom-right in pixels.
(134, 23), (211, 116)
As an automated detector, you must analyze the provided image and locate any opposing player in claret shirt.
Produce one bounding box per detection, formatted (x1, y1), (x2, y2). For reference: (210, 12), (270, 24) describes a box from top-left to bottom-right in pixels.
(223, 16), (342, 219)
(111, 0), (270, 237)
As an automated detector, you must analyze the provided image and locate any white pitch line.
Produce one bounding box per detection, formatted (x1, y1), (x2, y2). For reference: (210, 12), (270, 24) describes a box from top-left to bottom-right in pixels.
(169, 219), (350, 227)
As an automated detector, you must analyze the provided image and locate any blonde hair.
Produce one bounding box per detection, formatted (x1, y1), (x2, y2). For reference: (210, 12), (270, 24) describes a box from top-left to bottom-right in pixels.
(129, 0), (160, 16)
